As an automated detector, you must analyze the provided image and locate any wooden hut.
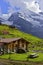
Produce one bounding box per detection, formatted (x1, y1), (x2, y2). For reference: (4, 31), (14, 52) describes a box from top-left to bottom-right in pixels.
(0, 38), (30, 54)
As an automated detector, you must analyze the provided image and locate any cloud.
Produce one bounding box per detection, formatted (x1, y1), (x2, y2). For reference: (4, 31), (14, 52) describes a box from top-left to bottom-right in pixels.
(0, 0), (41, 19)
(24, 1), (41, 13)
(5, 0), (41, 13)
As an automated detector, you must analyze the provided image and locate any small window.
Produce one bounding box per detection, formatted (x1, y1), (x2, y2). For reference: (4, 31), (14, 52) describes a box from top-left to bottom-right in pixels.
(22, 44), (24, 47)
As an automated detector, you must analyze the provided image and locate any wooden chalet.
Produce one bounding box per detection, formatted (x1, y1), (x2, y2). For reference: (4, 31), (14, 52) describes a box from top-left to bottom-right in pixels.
(0, 38), (30, 54)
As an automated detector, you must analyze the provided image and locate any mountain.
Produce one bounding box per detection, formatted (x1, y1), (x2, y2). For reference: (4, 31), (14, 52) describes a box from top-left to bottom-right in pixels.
(0, 10), (43, 38)
(0, 18), (5, 24)
(8, 11), (43, 38)
(0, 17), (13, 26)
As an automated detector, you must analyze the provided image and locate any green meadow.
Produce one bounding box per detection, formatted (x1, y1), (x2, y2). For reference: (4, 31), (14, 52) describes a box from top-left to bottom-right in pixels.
(0, 25), (43, 62)
(0, 52), (43, 62)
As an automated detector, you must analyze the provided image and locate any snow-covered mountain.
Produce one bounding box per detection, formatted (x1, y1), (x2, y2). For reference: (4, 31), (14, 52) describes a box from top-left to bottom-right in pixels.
(8, 10), (43, 38)
(0, 9), (43, 38)
(0, 17), (13, 26)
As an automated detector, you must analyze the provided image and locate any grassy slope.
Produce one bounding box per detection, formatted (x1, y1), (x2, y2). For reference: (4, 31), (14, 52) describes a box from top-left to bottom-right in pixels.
(0, 52), (43, 62)
(0, 25), (43, 50)
(0, 25), (43, 62)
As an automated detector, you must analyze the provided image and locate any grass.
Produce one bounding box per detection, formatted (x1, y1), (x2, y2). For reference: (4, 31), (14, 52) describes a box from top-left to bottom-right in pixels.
(0, 25), (43, 62)
(0, 52), (43, 62)
(0, 52), (29, 61)
(0, 25), (43, 51)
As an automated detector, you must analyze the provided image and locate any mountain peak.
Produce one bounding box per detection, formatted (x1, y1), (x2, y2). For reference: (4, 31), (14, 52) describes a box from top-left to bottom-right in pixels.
(8, 11), (43, 38)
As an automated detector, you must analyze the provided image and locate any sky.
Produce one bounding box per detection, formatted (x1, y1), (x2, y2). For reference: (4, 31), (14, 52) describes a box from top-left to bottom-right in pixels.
(0, 0), (43, 18)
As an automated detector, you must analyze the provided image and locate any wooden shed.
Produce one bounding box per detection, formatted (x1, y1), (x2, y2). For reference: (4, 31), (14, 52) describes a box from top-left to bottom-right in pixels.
(0, 38), (30, 54)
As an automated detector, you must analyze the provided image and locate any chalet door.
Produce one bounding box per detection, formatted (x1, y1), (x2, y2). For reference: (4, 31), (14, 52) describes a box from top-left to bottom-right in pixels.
(14, 43), (19, 53)
(13, 41), (19, 53)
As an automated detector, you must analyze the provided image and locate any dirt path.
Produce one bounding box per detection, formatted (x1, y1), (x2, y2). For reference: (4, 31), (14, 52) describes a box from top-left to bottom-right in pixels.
(0, 59), (43, 65)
